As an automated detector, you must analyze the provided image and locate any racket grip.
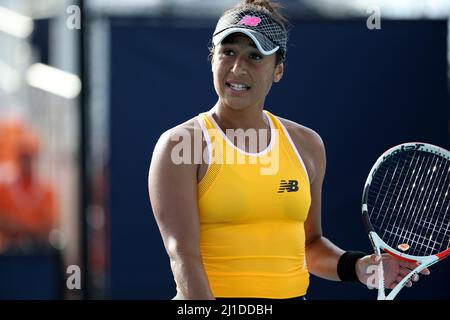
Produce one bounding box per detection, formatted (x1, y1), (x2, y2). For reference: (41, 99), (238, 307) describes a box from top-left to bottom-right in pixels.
(374, 246), (386, 300)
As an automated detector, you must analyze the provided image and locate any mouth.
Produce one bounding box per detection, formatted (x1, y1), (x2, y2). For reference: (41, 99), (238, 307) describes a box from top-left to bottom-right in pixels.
(226, 82), (251, 92)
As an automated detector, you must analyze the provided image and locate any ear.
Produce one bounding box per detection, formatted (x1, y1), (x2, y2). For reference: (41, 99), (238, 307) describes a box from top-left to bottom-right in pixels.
(210, 54), (215, 72)
(273, 62), (284, 83)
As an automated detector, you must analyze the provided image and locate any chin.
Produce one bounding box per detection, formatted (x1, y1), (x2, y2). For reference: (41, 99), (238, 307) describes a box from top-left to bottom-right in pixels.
(222, 98), (252, 111)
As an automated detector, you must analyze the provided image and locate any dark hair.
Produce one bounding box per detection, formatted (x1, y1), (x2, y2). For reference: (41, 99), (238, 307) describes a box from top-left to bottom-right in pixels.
(208, 0), (289, 66)
(239, 0), (288, 26)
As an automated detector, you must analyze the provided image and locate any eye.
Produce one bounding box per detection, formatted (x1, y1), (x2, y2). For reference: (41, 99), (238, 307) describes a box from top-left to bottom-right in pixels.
(249, 52), (263, 60)
(223, 49), (235, 56)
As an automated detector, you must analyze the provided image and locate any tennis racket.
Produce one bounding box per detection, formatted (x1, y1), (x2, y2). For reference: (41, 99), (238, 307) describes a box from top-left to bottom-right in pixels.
(362, 142), (450, 300)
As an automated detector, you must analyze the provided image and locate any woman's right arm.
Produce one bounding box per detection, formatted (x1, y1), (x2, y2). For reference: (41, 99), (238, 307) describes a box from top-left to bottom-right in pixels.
(148, 128), (215, 300)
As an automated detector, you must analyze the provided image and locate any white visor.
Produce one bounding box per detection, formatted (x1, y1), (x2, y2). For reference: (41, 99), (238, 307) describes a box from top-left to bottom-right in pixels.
(212, 27), (280, 56)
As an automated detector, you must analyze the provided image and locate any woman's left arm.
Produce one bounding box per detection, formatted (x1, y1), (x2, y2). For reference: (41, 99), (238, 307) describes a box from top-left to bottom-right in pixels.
(301, 129), (345, 281)
(300, 127), (431, 286)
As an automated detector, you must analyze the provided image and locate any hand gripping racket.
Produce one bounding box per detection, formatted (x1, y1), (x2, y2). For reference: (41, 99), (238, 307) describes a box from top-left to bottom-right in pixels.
(362, 142), (450, 300)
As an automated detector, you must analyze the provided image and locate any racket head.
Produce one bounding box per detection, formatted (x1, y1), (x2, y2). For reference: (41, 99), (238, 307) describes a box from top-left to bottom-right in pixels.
(362, 142), (450, 261)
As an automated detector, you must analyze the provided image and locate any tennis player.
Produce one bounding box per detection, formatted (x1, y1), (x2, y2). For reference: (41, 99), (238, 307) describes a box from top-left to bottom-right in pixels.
(148, 0), (429, 300)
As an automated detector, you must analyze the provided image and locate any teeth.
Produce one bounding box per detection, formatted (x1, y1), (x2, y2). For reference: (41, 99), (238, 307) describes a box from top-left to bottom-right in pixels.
(229, 83), (248, 91)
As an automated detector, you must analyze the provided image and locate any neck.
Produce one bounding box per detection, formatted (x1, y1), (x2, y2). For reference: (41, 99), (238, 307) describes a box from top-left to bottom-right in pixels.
(211, 101), (269, 131)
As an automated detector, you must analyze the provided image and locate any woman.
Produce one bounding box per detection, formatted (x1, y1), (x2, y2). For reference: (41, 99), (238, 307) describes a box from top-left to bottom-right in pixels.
(148, 0), (429, 300)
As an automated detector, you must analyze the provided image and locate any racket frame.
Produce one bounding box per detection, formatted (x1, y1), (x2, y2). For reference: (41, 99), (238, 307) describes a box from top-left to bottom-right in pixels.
(362, 142), (450, 300)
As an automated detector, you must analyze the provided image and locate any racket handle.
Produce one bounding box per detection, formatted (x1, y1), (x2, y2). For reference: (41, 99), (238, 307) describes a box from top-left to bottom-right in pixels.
(374, 247), (386, 300)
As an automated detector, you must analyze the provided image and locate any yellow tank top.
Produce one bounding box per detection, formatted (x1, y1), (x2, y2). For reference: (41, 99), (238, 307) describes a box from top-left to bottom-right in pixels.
(196, 110), (311, 298)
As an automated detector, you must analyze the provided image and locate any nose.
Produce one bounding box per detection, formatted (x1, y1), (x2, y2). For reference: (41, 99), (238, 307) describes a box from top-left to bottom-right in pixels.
(231, 55), (248, 76)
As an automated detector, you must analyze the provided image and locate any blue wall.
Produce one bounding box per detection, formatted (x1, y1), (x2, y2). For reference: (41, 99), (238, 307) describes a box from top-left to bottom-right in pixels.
(108, 18), (449, 299)
(0, 251), (64, 299)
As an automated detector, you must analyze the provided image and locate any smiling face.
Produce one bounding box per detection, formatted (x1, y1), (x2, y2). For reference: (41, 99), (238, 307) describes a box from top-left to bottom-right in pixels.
(211, 33), (284, 111)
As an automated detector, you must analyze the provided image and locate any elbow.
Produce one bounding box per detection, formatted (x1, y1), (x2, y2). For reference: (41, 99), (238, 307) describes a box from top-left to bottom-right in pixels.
(305, 234), (322, 250)
(166, 237), (202, 265)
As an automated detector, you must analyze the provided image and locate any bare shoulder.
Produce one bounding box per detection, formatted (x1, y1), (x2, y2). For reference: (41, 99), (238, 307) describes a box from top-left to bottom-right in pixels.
(276, 116), (326, 183)
(155, 117), (202, 149)
(152, 116), (205, 162)
(277, 116), (324, 151)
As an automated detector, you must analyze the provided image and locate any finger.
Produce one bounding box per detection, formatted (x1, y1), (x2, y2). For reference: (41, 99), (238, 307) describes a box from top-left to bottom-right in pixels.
(398, 269), (420, 282)
(420, 268), (430, 275)
(388, 282), (398, 290)
(398, 261), (431, 276)
(370, 254), (382, 264)
(399, 260), (419, 269)
(393, 277), (413, 288)
(398, 268), (420, 280)
(399, 268), (411, 277)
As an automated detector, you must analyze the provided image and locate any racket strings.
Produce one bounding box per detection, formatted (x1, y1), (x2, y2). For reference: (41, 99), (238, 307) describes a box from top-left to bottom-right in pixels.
(394, 153), (449, 255)
(392, 153), (448, 254)
(368, 150), (450, 256)
(417, 157), (450, 254)
(373, 152), (420, 232)
(384, 152), (438, 254)
(392, 154), (447, 255)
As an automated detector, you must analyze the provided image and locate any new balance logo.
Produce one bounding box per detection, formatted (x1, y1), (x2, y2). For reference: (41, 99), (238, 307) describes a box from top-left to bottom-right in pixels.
(239, 15), (261, 27)
(278, 180), (299, 193)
